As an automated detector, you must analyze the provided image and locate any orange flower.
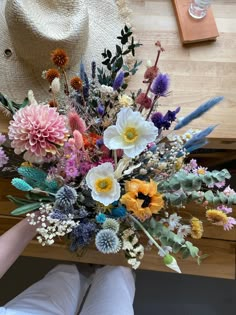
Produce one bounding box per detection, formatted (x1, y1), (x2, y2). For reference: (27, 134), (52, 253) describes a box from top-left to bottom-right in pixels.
(48, 100), (58, 107)
(51, 48), (69, 68)
(83, 133), (101, 149)
(70, 76), (83, 91)
(120, 179), (164, 221)
(46, 68), (60, 83)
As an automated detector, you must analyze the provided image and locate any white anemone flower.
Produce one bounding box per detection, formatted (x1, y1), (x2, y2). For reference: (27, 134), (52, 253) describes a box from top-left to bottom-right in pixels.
(103, 108), (158, 158)
(86, 162), (120, 206)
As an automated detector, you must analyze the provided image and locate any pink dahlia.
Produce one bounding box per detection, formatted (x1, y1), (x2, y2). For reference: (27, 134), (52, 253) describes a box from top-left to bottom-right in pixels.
(8, 104), (69, 163)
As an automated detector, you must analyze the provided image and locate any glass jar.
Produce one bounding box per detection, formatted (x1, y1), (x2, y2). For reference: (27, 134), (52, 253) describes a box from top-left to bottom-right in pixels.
(188, 0), (212, 19)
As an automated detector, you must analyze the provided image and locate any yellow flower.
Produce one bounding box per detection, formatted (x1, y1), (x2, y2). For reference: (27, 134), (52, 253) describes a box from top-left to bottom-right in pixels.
(118, 94), (133, 107)
(190, 217), (203, 239)
(206, 209), (228, 226)
(120, 179), (164, 221)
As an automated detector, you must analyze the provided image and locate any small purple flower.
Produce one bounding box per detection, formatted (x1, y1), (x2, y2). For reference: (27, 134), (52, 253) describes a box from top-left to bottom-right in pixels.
(65, 157), (78, 178)
(0, 147), (8, 168)
(151, 112), (163, 129)
(150, 73), (170, 97)
(113, 71), (124, 91)
(215, 180), (226, 188)
(163, 107), (180, 122)
(96, 138), (104, 147)
(224, 217), (236, 231)
(70, 220), (97, 250)
(0, 134), (6, 145)
(97, 103), (105, 116)
(217, 205), (232, 214)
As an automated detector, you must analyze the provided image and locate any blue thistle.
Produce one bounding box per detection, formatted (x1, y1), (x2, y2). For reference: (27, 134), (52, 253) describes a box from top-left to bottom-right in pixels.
(95, 229), (121, 254)
(174, 97), (224, 130)
(55, 185), (77, 210)
(113, 71), (124, 91)
(96, 213), (106, 224)
(11, 178), (33, 191)
(70, 221), (97, 250)
(150, 73), (170, 96)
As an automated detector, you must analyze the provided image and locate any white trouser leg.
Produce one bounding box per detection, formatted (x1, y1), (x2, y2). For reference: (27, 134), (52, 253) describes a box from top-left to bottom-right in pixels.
(3, 264), (90, 315)
(80, 266), (135, 315)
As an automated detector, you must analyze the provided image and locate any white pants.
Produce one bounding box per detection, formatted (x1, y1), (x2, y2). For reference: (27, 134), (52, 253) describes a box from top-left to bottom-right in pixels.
(0, 264), (135, 315)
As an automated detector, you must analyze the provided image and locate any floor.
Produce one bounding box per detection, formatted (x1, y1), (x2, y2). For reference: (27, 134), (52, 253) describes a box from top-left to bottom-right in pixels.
(0, 256), (235, 314)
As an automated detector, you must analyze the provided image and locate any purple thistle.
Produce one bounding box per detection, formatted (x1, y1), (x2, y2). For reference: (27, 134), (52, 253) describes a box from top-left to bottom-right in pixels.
(150, 73), (170, 97)
(163, 107), (180, 122)
(151, 107), (180, 130)
(113, 71), (124, 91)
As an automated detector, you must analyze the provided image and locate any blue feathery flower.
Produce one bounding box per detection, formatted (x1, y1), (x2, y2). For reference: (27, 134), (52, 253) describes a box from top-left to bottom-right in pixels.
(91, 61), (96, 79)
(174, 96), (224, 130)
(150, 73), (170, 96)
(55, 185), (77, 210)
(183, 125), (216, 151)
(96, 213), (106, 224)
(70, 221), (97, 250)
(111, 206), (127, 218)
(11, 178), (33, 191)
(113, 71), (124, 90)
(95, 229), (120, 254)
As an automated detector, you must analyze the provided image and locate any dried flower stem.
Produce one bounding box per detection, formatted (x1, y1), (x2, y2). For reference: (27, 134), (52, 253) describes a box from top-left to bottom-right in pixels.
(128, 214), (166, 256)
(113, 150), (118, 169)
(146, 96), (158, 121)
(62, 69), (69, 96)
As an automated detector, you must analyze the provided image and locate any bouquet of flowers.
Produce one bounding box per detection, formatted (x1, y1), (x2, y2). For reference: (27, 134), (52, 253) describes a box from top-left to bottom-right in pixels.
(1, 26), (235, 273)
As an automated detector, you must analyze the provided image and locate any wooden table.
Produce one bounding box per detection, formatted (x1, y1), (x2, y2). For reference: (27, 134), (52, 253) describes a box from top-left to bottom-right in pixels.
(0, 0), (236, 279)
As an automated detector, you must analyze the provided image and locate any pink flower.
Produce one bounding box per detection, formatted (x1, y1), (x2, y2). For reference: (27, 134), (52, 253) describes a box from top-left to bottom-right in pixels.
(0, 133), (6, 145)
(8, 104), (69, 163)
(68, 110), (86, 134)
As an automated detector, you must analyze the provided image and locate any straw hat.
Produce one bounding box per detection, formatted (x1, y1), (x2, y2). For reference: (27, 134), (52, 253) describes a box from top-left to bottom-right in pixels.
(0, 0), (129, 103)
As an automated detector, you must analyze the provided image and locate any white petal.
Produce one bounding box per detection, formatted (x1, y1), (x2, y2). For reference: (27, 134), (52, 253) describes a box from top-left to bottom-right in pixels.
(103, 126), (124, 149)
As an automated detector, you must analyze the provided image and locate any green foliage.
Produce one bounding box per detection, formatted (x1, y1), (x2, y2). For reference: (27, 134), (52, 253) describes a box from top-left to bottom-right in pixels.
(158, 168), (235, 206)
(0, 93), (28, 114)
(97, 26), (142, 86)
(11, 202), (42, 215)
(146, 218), (200, 261)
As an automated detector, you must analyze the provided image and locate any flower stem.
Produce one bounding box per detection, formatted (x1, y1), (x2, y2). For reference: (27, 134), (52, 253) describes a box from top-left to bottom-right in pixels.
(146, 96), (158, 121)
(128, 214), (166, 256)
(62, 69), (69, 96)
(113, 150), (118, 169)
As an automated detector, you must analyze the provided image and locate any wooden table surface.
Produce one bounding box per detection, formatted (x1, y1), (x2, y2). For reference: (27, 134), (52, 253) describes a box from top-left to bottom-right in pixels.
(0, 0), (236, 279)
(128, 0), (236, 150)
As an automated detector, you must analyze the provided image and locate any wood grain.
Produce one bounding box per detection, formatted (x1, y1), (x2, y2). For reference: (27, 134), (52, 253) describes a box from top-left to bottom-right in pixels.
(127, 0), (236, 149)
(0, 215), (235, 279)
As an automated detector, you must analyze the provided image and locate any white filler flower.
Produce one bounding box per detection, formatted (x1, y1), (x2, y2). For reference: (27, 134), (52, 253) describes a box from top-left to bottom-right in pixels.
(103, 107), (158, 158)
(86, 162), (120, 206)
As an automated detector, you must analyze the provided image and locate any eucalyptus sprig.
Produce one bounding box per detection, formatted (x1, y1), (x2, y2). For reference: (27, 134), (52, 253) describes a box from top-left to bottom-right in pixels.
(97, 25), (142, 86)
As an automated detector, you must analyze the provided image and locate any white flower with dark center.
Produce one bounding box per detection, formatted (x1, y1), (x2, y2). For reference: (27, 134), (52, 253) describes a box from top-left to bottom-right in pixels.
(86, 162), (120, 206)
(103, 108), (158, 158)
(177, 225), (191, 238)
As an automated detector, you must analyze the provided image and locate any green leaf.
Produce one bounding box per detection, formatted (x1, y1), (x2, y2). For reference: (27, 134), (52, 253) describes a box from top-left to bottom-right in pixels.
(204, 190), (214, 202)
(197, 254), (209, 265)
(11, 202), (41, 216)
(181, 247), (191, 259)
(107, 50), (112, 58)
(116, 45), (122, 55)
(7, 195), (34, 206)
(185, 241), (199, 258)
(172, 242), (182, 254)
(20, 97), (29, 109)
